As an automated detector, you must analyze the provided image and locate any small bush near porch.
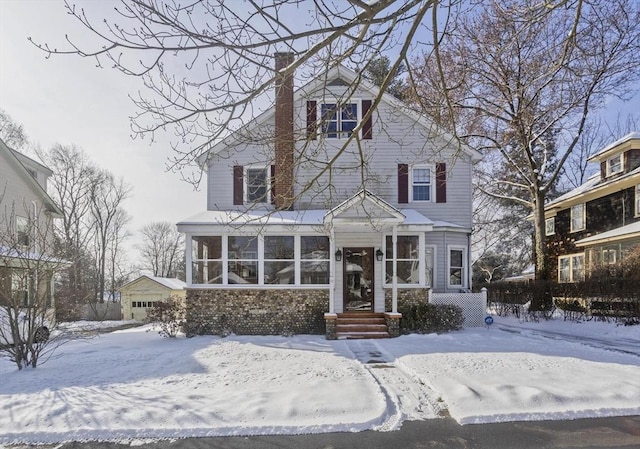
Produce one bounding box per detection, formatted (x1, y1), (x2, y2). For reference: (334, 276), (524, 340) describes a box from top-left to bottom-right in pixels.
(399, 303), (464, 334)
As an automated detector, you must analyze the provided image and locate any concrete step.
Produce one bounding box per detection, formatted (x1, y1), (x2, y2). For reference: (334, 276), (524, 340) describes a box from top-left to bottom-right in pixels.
(336, 331), (391, 339)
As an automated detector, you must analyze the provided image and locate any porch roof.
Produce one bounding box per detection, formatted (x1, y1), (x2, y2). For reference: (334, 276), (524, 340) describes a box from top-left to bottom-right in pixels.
(176, 207), (437, 232)
(574, 220), (640, 247)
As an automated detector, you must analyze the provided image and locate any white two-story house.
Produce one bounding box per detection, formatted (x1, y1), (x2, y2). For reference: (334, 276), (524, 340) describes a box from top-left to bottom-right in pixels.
(177, 54), (481, 338)
(0, 139), (62, 314)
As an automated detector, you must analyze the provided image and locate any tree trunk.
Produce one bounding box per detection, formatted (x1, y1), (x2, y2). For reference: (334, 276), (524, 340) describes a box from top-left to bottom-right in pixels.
(531, 190), (553, 311)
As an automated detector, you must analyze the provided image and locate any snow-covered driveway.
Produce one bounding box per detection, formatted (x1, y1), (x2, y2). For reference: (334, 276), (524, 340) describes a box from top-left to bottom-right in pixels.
(1, 317), (638, 445)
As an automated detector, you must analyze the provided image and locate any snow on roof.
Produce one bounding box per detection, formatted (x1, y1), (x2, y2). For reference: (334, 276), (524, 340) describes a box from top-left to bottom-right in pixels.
(177, 208), (436, 229)
(147, 276), (187, 290)
(588, 131), (640, 161)
(574, 220), (640, 246)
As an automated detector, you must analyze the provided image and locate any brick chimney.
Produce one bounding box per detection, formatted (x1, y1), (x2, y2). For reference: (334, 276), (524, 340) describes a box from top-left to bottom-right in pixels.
(274, 52), (295, 211)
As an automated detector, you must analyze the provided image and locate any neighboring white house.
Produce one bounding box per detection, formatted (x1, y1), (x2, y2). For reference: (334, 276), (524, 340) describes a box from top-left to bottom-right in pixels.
(0, 139), (62, 316)
(119, 275), (187, 321)
(177, 54), (481, 338)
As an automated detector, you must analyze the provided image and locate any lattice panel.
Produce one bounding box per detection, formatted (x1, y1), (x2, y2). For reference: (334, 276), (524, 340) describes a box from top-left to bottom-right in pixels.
(429, 290), (487, 327)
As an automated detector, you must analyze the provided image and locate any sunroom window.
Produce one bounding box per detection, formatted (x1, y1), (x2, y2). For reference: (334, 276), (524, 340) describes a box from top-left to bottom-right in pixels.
(191, 236), (222, 284)
(228, 236), (258, 284)
(264, 236), (295, 285)
(300, 236), (330, 284)
(385, 235), (420, 285)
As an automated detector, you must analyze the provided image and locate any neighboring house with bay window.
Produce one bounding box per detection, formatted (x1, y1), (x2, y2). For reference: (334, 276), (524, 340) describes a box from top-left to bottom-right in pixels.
(544, 132), (640, 283)
(177, 54), (482, 338)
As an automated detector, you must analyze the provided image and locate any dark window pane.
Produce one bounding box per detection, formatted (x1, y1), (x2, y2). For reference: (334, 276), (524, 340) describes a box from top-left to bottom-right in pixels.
(264, 236), (294, 259)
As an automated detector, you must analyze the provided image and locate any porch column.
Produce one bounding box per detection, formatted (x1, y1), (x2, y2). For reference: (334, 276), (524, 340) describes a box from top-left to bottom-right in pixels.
(185, 234), (192, 286)
(329, 226), (335, 314)
(392, 225), (398, 313)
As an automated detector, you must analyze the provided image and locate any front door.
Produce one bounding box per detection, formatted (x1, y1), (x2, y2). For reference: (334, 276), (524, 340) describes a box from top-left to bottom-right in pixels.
(343, 247), (374, 311)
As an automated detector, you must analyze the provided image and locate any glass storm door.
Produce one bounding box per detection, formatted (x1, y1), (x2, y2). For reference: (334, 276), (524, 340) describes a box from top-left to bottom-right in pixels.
(343, 247), (374, 311)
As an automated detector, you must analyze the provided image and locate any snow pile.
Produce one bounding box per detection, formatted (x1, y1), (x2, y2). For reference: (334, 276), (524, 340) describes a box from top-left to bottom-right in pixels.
(0, 316), (638, 444)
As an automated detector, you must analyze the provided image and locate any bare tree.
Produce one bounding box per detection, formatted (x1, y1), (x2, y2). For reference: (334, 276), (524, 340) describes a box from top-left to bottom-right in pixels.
(409, 0), (640, 309)
(91, 171), (132, 303)
(137, 221), (184, 279)
(0, 194), (66, 369)
(0, 109), (28, 150)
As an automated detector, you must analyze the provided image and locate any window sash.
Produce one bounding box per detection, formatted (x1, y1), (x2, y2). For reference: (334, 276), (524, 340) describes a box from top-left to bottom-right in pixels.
(246, 168), (268, 203)
(411, 167), (432, 202)
(449, 249), (464, 287)
(320, 102), (358, 138)
(558, 254), (584, 283)
(545, 217), (555, 236)
(607, 154), (622, 176)
(570, 204), (585, 232)
(636, 184), (640, 216)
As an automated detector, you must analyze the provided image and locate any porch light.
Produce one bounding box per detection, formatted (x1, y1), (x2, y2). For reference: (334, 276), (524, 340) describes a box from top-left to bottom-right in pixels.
(335, 249), (342, 261)
(376, 249), (384, 261)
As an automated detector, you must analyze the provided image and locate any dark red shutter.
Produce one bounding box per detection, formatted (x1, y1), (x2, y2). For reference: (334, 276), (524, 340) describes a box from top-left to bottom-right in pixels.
(398, 164), (409, 204)
(436, 162), (447, 203)
(362, 99), (372, 139)
(270, 164), (276, 204)
(233, 165), (244, 205)
(307, 100), (317, 140)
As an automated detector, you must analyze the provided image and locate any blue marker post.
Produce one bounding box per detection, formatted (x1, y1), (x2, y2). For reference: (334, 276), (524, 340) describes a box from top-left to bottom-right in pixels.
(484, 315), (494, 329)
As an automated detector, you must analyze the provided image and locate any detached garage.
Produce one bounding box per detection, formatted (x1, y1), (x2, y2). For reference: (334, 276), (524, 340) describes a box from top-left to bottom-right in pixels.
(120, 276), (187, 321)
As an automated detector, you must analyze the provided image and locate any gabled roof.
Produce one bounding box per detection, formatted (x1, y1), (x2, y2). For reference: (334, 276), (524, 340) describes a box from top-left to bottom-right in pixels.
(324, 189), (405, 224)
(588, 131), (640, 162)
(196, 64), (482, 166)
(545, 166), (640, 211)
(119, 275), (187, 292)
(0, 139), (63, 217)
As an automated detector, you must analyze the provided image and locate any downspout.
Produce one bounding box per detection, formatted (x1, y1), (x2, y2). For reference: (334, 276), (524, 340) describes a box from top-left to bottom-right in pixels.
(467, 231), (472, 290)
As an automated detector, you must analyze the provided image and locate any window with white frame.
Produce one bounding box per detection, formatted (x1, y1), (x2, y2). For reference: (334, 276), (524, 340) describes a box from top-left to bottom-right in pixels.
(245, 167), (269, 203)
(606, 154), (623, 176)
(448, 247), (466, 288)
(385, 235), (420, 285)
(558, 253), (584, 283)
(602, 248), (617, 265)
(190, 235), (330, 286)
(16, 216), (30, 247)
(264, 236), (295, 284)
(411, 166), (433, 202)
(228, 236), (258, 284)
(320, 103), (358, 138)
(11, 270), (31, 306)
(545, 217), (555, 236)
(191, 236), (223, 284)
(300, 236), (330, 285)
(425, 246), (435, 287)
(636, 184), (640, 216)
(570, 203), (586, 232)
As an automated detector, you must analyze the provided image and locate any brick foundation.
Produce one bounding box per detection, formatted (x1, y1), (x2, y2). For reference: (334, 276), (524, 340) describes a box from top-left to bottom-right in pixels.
(185, 288), (329, 336)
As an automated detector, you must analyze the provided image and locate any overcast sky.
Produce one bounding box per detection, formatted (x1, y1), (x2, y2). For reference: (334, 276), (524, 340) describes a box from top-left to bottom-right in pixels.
(1, 1), (638, 266)
(0, 1), (207, 263)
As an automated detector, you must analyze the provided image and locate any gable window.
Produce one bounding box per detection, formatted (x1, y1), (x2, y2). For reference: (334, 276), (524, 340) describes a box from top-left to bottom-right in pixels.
(321, 103), (358, 138)
(448, 247), (467, 288)
(558, 253), (584, 283)
(245, 167), (269, 203)
(570, 203), (585, 232)
(545, 217), (555, 236)
(411, 166), (433, 202)
(606, 154), (623, 176)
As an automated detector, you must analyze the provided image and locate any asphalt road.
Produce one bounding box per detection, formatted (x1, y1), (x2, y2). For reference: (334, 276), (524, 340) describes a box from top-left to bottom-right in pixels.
(10, 416), (640, 449)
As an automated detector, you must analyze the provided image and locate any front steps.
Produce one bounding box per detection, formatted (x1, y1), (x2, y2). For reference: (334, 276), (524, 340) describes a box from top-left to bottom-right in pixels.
(335, 312), (390, 339)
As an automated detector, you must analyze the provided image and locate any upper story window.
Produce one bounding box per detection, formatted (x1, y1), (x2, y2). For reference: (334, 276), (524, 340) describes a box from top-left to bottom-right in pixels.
(245, 167), (270, 203)
(570, 203), (585, 232)
(606, 154), (623, 177)
(411, 166), (433, 202)
(545, 217), (555, 236)
(635, 184), (640, 216)
(16, 216), (30, 247)
(321, 103), (358, 138)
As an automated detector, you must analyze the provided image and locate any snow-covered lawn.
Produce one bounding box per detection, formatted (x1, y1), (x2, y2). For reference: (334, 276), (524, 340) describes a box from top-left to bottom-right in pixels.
(0, 317), (638, 445)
